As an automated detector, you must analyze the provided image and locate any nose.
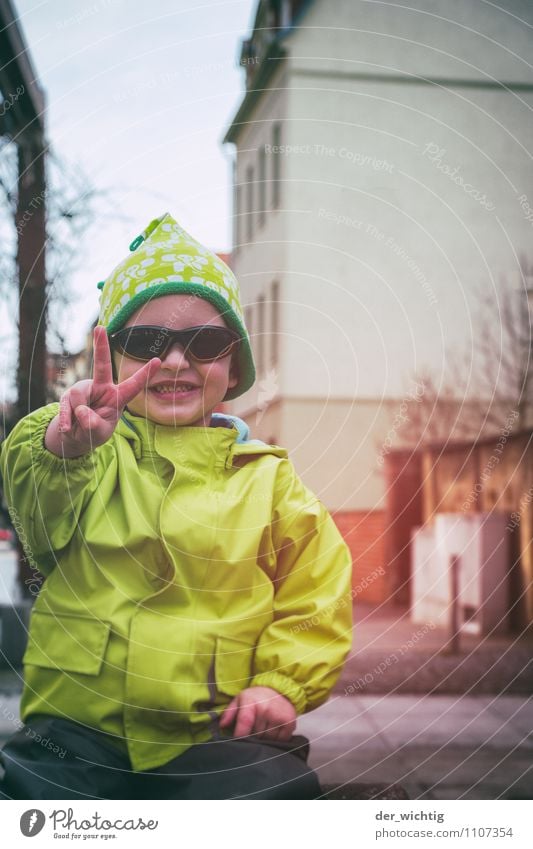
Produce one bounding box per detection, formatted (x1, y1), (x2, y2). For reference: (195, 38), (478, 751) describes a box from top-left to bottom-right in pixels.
(159, 341), (192, 369)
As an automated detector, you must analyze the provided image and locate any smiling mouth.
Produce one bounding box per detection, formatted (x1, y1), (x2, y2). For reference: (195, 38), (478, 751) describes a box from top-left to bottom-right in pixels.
(149, 383), (200, 396)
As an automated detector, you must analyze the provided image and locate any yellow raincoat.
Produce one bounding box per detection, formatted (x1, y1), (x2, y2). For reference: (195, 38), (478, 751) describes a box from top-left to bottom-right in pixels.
(0, 404), (353, 771)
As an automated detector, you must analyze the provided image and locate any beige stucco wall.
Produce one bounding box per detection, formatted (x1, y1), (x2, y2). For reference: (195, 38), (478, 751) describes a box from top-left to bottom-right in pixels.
(235, 395), (414, 511)
(226, 0), (533, 516)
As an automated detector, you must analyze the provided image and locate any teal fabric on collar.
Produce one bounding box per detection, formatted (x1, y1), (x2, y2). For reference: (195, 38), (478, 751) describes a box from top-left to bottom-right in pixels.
(210, 412), (250, 443)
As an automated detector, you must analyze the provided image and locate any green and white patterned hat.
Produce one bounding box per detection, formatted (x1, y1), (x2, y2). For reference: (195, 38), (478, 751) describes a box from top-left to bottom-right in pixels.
(97, 212), (255, 400)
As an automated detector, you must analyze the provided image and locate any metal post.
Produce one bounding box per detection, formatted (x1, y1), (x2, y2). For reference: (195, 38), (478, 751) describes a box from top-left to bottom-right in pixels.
(449, 554), (461, 654)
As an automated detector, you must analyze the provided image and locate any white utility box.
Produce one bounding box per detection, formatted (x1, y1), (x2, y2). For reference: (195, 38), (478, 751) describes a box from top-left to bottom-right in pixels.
(411, 512), (510, 635)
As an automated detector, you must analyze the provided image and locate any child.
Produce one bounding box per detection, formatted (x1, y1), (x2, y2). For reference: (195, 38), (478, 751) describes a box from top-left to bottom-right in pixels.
(0, 213), (352, 800)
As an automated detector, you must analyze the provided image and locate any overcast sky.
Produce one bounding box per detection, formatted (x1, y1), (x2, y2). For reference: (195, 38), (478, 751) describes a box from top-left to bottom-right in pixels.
(5, 0), (256, 390)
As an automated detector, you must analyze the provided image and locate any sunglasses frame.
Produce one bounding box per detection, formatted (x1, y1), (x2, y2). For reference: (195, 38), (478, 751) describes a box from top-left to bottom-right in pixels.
(109, 324), (241, 363)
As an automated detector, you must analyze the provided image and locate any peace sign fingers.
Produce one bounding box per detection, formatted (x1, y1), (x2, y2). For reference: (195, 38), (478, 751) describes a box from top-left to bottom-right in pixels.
(92, 325), (115, 389)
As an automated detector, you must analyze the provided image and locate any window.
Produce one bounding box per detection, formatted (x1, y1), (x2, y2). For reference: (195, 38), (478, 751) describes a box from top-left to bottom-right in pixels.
(246, 164), (254, 240)
(258, 145), (266, 227)
(272, 123), (281, 209)
(257, 294), (266, 374)
(270, 280), (279, 366)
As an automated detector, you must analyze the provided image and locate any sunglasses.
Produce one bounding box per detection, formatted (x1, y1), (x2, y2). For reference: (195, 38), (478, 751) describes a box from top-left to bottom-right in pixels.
(109, 325), (240, 363)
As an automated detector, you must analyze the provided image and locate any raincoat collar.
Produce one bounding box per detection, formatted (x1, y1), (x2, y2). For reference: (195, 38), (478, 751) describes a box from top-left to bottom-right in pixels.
(116, 409), (287, 465)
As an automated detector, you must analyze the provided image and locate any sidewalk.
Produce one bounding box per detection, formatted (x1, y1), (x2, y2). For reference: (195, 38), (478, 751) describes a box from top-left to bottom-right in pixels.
(298, 693), (533, 799)
(338, 602), (533, 695)
(303, 602), (533, 798)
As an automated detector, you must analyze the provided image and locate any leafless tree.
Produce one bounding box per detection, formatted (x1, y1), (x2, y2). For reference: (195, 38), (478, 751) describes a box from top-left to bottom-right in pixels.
(1, 143), (100, 598)
(398, 259), (533, 447)
(1, 144), (100, 415)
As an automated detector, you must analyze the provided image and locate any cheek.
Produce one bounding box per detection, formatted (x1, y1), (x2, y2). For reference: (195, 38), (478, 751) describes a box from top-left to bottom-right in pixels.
(113, 355), (142, 387)
(203, 360), (234, 387)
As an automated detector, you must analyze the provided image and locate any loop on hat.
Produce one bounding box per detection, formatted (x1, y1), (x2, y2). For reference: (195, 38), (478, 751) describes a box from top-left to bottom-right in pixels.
(129, 235), (145, 252)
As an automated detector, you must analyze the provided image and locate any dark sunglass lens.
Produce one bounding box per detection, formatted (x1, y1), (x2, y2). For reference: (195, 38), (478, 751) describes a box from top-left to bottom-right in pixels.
(112, 326), (238, 361)
(116, 328), (160, 360)
(188, 328), (235, 360)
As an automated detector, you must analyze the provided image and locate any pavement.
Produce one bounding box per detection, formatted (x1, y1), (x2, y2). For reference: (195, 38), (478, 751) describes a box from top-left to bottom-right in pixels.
(0, 593), (532, 800)
(298, 693), (533, 799)
(302, 601), (533, 799)
(338, 602), (533, 695)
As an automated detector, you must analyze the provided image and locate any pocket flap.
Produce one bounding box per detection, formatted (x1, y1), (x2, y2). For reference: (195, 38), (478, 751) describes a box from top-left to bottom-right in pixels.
(23, 611), (111, 676)
(215, 636), (255, 697)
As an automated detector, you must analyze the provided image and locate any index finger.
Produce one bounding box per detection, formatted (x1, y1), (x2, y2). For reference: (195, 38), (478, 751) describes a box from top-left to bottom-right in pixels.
(92, 325), (114, 387)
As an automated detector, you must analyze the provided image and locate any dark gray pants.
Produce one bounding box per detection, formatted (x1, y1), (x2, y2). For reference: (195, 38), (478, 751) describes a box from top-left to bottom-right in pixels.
(0, 716), (320, 800)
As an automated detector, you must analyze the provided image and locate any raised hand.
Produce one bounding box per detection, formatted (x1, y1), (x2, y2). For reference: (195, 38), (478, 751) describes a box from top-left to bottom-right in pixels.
(45, 325), (161, 458)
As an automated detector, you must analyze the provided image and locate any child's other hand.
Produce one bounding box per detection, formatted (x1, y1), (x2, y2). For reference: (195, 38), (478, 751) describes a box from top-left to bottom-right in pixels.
(47, 326), (161, 457)
(219, 686), (297, 741)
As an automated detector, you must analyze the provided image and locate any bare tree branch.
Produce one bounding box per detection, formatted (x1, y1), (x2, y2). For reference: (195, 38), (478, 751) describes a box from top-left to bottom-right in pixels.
(398, 264), (533, 447)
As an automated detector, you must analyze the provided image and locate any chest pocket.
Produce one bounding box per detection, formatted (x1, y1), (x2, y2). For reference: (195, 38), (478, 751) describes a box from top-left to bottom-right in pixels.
(23, 611), (111, 676)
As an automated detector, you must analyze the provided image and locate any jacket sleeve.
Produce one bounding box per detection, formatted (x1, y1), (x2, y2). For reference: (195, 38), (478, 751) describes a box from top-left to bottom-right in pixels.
(250, 459), (353, 713)
(0, 403), (110, 576)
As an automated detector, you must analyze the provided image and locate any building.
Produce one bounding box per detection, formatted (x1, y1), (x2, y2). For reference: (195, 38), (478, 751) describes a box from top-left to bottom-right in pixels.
(46, 348), (91, 403)
(384, 424), (533, 627)
(223, 0), (533, 599)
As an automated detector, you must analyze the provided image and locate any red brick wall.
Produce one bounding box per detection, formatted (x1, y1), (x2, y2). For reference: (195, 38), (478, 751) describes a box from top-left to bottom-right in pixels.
(332, 510), (389, 603)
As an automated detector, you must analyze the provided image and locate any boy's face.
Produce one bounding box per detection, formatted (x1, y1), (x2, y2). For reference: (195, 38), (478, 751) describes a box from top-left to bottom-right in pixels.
(112, 294), (238, 426)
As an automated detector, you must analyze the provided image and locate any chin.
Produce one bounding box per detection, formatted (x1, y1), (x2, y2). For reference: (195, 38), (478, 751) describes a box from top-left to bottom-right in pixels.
(147, 406), (211, 427)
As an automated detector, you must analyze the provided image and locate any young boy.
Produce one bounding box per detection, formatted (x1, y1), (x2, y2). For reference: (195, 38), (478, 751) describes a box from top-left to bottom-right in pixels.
(0, 213), (352, 800)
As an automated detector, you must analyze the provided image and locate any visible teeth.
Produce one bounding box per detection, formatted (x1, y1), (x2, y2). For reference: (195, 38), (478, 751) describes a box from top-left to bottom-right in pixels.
(152, 384), (196, 393)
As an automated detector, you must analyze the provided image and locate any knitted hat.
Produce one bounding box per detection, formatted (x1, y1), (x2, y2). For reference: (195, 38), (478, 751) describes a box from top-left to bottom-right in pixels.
(97, 213), (255, 400)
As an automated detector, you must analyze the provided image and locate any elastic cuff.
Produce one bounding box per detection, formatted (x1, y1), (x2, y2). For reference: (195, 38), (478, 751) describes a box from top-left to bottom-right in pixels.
(249, 672), (307, 714)
(30, 406), (97, 471)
